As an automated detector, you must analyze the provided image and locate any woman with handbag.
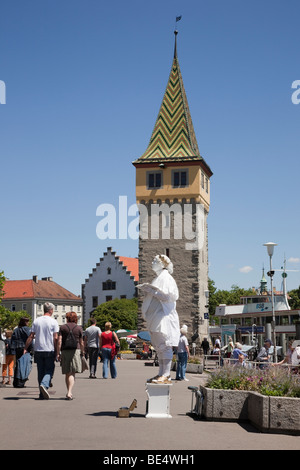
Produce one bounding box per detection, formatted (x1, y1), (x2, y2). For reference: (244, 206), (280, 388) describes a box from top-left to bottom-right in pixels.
(99, 322), (120, 379)
(56, 311), (84, 400)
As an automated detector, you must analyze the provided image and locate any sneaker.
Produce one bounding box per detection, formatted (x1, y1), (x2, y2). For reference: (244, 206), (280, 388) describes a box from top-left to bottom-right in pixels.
(184, 378), (189, 382)
(39, 385), (50, 399)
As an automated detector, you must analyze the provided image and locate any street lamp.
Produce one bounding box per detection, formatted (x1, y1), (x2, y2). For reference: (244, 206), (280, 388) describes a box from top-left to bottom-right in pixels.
(263, 242), (278, 363)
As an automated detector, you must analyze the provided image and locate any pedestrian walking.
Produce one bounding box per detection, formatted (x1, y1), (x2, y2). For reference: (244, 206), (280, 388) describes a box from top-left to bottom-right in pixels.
(1, 330), (15, 385)
(11, 317), (32, 388)
(24, 302), (59, 399)
(201, 338), (210, 356)
(56, 311), (84, 400)
(100, 322), (119, 379)
(176, 325), (190, 381)
(84, 318), (101, 378)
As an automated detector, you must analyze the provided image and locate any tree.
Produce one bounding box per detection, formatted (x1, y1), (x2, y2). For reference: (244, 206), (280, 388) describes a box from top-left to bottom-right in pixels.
(92, 298), (138, 331)
(288, 286), (300, 310)
(0, 270), (6, 302)
(0, 306), (31, 330)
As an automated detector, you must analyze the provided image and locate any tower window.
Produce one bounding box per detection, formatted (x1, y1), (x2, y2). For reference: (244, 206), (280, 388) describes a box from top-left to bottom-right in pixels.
(172, 169), (188, 188)
(147, 171), (162, 189)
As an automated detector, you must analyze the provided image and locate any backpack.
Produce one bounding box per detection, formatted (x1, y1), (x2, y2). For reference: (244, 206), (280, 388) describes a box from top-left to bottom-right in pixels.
(64, 324), (78, 350)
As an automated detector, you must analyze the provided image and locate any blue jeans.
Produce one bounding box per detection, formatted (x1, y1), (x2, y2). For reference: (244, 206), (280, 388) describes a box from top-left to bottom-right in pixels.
(34, 351), (55, 394)
(102, 348), (117, 379)
(176, 352), (188, 380)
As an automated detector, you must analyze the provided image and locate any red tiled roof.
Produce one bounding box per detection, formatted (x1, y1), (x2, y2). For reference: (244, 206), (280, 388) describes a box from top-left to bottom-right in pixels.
(119, 257), (139, 281)
(2, 279), (81, 301)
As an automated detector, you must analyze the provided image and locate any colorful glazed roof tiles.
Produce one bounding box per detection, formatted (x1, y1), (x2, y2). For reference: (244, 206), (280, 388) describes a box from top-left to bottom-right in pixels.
(133, 32), (211, 175)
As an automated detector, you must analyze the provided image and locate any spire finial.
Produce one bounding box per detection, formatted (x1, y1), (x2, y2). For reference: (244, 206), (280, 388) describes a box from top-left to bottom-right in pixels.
(174, 30), (178, 58)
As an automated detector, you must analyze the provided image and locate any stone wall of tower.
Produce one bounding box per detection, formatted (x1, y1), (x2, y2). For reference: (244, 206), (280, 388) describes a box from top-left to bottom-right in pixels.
(137, 199), (209, 344)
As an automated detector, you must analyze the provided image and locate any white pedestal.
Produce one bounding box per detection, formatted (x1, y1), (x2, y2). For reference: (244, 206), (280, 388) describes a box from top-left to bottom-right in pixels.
(145, 383), (172, 418)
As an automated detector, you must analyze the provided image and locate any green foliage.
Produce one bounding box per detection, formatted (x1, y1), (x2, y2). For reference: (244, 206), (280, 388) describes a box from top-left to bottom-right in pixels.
(207, 365), (300, 397)
(0, 305), (31, 330)
(119, 338), (129, 350)
(287, 286), (300, 310)
(0, 271), (6, 301)
(92, 298), (138, 331)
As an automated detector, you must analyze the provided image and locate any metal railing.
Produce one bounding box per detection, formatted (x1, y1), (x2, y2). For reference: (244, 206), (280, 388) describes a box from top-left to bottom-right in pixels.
(203, 354), (300, 374)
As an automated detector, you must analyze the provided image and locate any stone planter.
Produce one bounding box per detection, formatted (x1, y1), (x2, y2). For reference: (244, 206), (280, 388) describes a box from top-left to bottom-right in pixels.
(200, 386), (249, 421)
(248, 392), (300, 434)
(172, 362), (203, 374)
(199, 386), (300, 435)
(119, 353), (136, 360)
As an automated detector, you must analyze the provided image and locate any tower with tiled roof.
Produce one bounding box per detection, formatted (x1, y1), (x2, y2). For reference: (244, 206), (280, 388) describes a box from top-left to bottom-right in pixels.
(133, 31), (213, 343)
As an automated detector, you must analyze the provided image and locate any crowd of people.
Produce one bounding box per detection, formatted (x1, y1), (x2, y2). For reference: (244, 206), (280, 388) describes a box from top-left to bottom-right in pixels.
(0, 302), (121, 399)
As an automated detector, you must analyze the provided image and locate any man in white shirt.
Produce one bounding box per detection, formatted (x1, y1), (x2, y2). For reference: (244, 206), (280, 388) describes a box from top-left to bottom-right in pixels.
(84, 318), (102, 378)
(24, 302), (59, 399)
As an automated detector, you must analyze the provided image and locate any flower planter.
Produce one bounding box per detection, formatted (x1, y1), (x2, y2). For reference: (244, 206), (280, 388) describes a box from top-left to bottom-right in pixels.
(199, 386), (300, 435)
(200, 386), (249, 421)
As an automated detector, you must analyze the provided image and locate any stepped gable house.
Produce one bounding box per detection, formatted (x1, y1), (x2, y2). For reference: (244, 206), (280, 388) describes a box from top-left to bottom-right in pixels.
(82, 247), (139, 324)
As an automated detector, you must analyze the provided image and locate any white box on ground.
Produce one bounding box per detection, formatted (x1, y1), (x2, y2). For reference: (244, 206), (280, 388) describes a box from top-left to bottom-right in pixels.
(145, 383), (172, 418)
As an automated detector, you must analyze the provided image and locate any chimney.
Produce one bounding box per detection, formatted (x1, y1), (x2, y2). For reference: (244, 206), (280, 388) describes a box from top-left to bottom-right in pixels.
(32, 275), (38, 283)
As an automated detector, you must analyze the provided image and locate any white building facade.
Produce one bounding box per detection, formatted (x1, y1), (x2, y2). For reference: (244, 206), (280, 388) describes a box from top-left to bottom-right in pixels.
(82, 247), (138, 324)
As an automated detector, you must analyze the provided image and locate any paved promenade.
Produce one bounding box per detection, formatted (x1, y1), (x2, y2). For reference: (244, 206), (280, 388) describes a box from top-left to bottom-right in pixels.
(0, 359), (299, 452)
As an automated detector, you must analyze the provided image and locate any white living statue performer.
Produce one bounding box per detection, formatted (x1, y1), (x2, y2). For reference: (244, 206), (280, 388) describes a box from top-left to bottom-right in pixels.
(138, 254), (180, 384)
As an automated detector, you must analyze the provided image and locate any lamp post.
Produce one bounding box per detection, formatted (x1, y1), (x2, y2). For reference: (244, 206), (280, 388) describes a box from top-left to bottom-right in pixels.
(263, 242), (278, 363)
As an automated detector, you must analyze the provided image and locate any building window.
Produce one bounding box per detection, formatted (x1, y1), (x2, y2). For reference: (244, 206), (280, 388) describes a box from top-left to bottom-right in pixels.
(107, 267), (111, 275)
(106, 296), (113, 302)
(172, 169), (188, 188)
(22, 303), (27, 311)
(92, 296), (98, 308)
(147, 171), (162, 189)
(103, 280), (116, 290)
(205, 177), (209, 193)
(201, 171), (204, 189)
(11, 304), (16, 312)
(62, 305), (65, 312)
(120, 295), (127, 299)
(77, 306), (81, 313)
(55, 305), (58, 311)
(38, 303), (42, 310)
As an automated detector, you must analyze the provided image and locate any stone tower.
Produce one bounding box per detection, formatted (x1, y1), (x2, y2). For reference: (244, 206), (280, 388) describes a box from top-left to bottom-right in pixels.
(132, 31), (213, 343)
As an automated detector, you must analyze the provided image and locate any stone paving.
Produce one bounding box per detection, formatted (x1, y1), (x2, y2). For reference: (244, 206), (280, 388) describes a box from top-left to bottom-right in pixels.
(0, 359), (299, 452)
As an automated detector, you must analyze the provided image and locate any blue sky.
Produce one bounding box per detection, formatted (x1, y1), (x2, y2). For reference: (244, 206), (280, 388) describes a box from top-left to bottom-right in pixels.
(1, 0), (300, 296)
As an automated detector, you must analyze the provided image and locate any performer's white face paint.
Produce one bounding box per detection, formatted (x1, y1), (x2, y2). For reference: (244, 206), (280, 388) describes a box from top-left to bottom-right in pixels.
(152, 256), (163, 275)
